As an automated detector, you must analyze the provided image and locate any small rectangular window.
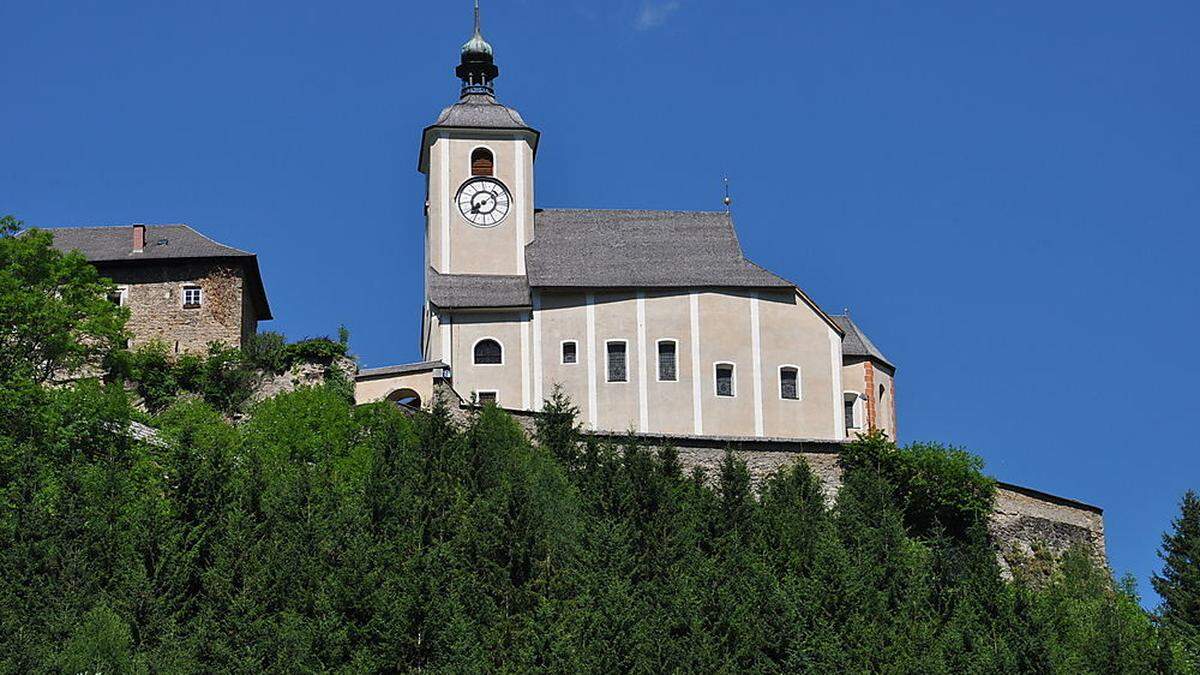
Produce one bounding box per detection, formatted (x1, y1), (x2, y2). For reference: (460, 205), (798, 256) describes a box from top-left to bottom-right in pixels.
(780, 367), (799, 400)
(844, 394), (860, 429)
(107, 286), (127, 307)
(715, 364), (734, 397)
(657, 341), (677, 381)
(562, 341), (577, 364)
(606, 342), (627, 382)
(182, 285), (202, 308)
(476, 391), (498, 405)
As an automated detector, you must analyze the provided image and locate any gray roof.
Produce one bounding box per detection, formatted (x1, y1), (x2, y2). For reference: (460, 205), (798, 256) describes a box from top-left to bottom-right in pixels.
(39, 223), (272, 320)
(420, 93), (539, 172)
(357, 360), (448, 380)
(44, 223), (253, 262)
(525, 209), (793, 289)
(832, 315), (894, 370)
(432, 93), (533, 130)
(428, 269), (531, 308)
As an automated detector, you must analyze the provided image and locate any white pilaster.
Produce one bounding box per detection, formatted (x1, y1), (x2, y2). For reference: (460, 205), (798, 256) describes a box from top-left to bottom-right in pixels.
(689, 291), (703, 435)
(636, 291), (648, 432)
(750, 292), (764, 437)
(586, 292), (598, 430)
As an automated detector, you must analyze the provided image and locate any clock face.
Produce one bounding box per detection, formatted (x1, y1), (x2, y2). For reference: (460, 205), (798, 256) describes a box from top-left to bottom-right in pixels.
(456, 177), (512, 227)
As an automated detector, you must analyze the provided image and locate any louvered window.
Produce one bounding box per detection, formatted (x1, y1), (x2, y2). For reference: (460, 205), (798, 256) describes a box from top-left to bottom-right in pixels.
(471, 148), (494, 176)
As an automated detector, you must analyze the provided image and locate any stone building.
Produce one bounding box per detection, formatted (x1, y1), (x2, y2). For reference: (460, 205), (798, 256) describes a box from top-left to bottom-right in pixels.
(353, 8), (1107, 563)
(46, 223), (271, 352)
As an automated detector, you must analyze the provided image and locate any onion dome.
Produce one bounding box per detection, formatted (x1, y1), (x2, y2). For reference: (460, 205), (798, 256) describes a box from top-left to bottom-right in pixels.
(456, 1), (498, 96)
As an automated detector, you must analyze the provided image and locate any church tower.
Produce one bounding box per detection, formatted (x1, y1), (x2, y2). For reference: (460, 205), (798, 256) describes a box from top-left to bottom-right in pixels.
(418, 2), (539, 278)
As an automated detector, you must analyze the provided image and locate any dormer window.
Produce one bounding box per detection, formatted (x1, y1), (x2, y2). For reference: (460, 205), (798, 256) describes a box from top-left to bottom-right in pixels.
(471, 147), (494, 176)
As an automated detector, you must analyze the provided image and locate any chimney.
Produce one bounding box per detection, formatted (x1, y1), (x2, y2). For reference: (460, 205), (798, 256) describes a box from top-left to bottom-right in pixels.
(132, 224), (145, 253)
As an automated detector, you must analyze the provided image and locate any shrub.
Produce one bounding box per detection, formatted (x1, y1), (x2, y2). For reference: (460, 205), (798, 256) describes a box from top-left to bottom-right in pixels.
(198, 342), (255, 413)
(129, 341), (178, 412)
(245, 331), (288, 373)
(840, 429), (996, 541)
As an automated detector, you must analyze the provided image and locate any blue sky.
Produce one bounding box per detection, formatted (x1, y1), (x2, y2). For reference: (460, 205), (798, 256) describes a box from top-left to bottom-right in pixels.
(2, 0), (1197, 604)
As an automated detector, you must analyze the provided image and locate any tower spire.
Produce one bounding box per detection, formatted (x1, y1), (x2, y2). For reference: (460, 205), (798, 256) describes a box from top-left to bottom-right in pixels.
(457, 0), (498, 97)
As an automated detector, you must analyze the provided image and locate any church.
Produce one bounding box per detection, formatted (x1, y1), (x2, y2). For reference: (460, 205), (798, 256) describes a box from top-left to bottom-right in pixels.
(354, 6), (897, 443)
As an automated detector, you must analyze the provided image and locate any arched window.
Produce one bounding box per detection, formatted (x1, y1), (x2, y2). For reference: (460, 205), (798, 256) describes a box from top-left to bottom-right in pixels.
(471, 147), (494, 176)
(473, 338), (503, 365)
(386, 388), (422, 410)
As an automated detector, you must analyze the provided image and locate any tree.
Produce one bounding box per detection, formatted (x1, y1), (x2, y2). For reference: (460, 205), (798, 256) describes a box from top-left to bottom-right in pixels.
(0, 215), (126, 383)
(1155, 490), (1200, 660)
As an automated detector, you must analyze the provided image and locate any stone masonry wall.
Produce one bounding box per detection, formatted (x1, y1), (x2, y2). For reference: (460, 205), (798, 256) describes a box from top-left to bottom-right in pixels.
(98, 260), (251, 353)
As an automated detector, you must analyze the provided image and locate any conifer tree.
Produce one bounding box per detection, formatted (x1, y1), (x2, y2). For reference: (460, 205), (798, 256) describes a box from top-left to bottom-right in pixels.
(1154, 490), (1200, 658)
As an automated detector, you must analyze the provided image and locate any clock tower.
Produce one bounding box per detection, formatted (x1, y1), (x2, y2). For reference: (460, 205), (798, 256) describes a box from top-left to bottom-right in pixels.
(418, 1), (539, 278)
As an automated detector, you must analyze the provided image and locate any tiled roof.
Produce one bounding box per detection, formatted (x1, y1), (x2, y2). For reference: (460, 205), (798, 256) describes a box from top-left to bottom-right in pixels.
(525, 209), (793, 289)
(832, 314), (894, 370)
(44, 224), (253, 262)
(432, 93), (533, 130)
(427, 269), (531, 308)
(357, 360), (448, 380)
(40, 223), (272, 320)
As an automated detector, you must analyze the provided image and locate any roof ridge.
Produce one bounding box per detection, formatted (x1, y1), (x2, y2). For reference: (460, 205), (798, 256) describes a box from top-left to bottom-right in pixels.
(175, 223), (252, 256)
(40, 223), (190, 230)
(537, 207), (729, 215)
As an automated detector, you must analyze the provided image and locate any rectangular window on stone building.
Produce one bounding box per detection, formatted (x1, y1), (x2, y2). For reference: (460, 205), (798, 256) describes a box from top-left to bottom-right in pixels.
(561, 341), (577, 364)
(182, 285), (202, 308)
(715, 363), (735, 397)
(657, 340), (677, 381)
(606, 341), (627, 382)
(107, 286), (127, 307)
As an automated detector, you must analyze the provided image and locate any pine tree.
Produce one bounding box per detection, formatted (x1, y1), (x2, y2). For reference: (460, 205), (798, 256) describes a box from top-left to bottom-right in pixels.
(1154, 490), (1200, 657)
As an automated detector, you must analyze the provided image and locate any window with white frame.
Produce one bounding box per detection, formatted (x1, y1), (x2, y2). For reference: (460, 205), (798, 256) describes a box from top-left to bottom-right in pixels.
(182, 285), (202, 308)
(475, 390), (498, 406)
(844, 392), (864, 430)
(473, 338), (503, 365)
(561, 341), (578, 364)
(107, 286), (128, 307)
(606, 341), (627, 382)
(779, 366), (800, 400)
(657, 340), (677, 381)
(715, 363), (735, 397)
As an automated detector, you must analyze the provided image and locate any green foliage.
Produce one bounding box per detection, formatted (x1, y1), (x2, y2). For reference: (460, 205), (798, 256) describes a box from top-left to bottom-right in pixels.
(246, 330), (349, 374)
(244, 330), (288, 372)
(1155, 490), (1200, 666)
(0, 312), (1185, 671)
(841, 429), (996, 540)
(0, 216), (128, 383)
